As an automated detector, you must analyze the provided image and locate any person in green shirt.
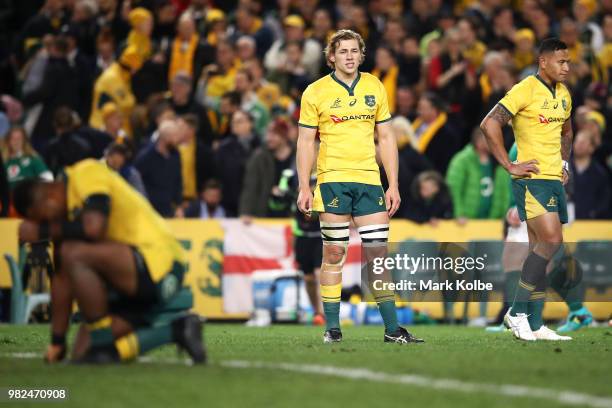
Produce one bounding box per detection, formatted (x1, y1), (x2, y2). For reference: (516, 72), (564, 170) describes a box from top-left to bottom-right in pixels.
(1, 126), (53, 190)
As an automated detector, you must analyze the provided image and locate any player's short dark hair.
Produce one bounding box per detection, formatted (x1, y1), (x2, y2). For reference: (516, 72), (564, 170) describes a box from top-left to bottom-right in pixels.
(12, 179), (44, 217)
(538, 38), (568, 56)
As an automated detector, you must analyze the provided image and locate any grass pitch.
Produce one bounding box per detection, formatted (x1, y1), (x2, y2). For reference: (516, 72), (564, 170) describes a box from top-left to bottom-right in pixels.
(1, 324), (611, 408)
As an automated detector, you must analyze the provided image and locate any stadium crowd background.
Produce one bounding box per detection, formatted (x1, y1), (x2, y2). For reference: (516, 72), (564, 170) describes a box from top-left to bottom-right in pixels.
(0, 0), (611, 222)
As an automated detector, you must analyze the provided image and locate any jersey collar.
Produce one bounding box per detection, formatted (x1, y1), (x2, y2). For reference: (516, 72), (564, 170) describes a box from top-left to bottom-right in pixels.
(330, 71), (361, 96)
(534, 73), (557, 98)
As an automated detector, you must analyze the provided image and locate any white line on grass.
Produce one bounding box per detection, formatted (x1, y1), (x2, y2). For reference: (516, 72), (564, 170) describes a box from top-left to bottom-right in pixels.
(5, 353), (612, 408)
(221, 360), (612, 408)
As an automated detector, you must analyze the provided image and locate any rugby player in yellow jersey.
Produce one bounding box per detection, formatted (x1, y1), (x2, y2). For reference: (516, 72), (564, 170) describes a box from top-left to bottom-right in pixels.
(13, 154), (206, 363)
(296, 29), (423, 344)
(481, 38), (573, 342)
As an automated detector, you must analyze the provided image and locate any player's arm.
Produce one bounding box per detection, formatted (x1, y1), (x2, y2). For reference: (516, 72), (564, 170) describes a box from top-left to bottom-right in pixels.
(480, 104), (539, 177)
(561, 118), (573, 185)
(296, 125), (317, 214)
(43, 195), (110, 242)
(376, 121), (401, 217)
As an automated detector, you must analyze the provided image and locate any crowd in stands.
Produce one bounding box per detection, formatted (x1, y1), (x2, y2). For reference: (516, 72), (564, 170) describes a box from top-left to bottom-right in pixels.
(0, 0), (611, 223)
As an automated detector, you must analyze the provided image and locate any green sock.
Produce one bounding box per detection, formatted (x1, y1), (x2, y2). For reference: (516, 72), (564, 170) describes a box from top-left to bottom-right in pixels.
(87, 316), (114, 348)
(511, 252), (547, 315)
(548, 254), (586, 313)
(567, 302), (583, 312)
(115, 325), (174, 361)
(377, 300), (399, 334)
(323, 302), (340, 330)
(527, 292), (545, 330)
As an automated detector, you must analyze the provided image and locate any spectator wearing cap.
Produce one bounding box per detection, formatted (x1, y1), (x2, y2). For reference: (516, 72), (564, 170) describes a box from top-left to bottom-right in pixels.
(215, 110), (260, 216)
(372, 46), (400, 114)
(104, 142), (147, 197)
(201, 8), (227, 49)
(232, 6), (274, 59)
(239, 118), (294, 218)
(512, 29), (536, 73)
(166, 73), (216, 145)
(411, 92), (460, 174)
(126, 7), (153, 60)
(167, 13), (207, 83)
(264, 14), (322, 80)
(134, 119), (183, 217)
(90, 46), (142, 136)
(22, 36), (80, 153)
(100, 102), (129, 144)
(184, 179), (226, 219)
(571, 130), (611, 219)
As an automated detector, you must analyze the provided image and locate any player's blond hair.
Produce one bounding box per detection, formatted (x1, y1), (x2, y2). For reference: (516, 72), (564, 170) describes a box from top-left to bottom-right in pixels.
(324, 29), (366, 69)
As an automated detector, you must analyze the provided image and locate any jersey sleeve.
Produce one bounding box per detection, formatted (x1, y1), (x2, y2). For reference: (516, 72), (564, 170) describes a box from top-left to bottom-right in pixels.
(375, 80), (392, 124)
(565, 93), (572, 120)
(497, 79), (532, 116)
(298, 85), (319, 128)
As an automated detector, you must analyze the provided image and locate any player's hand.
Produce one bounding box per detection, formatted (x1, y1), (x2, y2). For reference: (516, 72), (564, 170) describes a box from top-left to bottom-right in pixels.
(385, 186), (401, 218)
(507, 160), (539, 178)
(44, 344), (66, 364)
(18, 221), (40, 243)
(506, 207), (521, 227)
(562, 168), (570, 186)
(297, 187), (313, 216)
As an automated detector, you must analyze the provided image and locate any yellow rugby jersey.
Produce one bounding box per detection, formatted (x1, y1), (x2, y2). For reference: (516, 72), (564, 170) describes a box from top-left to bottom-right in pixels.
(298, 71), (392, 185)
(64, 160), (185, 282)
(498, 75), (572, 180)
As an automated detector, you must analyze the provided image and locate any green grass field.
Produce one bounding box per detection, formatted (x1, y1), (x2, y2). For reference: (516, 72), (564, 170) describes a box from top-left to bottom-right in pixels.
(1, 324), (611, 408)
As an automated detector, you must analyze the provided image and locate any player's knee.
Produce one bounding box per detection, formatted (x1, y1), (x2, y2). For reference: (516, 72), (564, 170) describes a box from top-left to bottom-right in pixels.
(59, 242), (85, 266)
(323, 245), (346, 266)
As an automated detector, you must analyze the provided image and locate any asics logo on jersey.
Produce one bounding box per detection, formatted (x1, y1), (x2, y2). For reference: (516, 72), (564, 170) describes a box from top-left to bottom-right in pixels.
(546, 196), (557, 207)
(538, 114), (564, 124)
(330, 98), (342, 109)
(328, 197), (340, 208)
(330, 114), (376, 123)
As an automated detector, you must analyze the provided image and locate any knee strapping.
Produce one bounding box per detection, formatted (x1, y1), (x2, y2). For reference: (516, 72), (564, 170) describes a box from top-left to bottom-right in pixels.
(320, 221), (349, 268)
(358, 224), (389, 246)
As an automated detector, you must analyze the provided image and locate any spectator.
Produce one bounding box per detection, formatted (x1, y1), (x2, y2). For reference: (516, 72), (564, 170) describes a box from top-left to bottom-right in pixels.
(166, 73), (216, 145)
(236, 35), (257, 65)
(411, 92), (460, 174)
(61, 25), (96, 122)
(371, 46), (399, 114)
(176, 114), (215, 203)
(134, 119), (183, 217)
(395, 86), (418, 120)
(234, 68), (270, 138)
(405, 170), (453, 224)
(94, 28), (116, 77)
(266, 41), (311, 101)
(457, 17), (487, 70)
(100, 102), (129, 144)
(104, 142), (147, 197)
(167, 13), (207, 83)
(215, 110), (260, 216)
(14, 0), (66, 66)
(90, 46), (143, 137)
(512, 28), (536, 73)
(209, 91), (242, 142)
(197, 39), (239, 107)
(1, 126), (53, 190)
(232, 6), (275, 60)
(446, 128), (510, 222)
(125, 7), (153, 60)
(571, 130), (611, 219)
(239, 118), (293, 218)
(391, 116), (433, 191)
(22, 36), (80, 153)
(184, 179), (226, 219)
(264, 15), (322, 80)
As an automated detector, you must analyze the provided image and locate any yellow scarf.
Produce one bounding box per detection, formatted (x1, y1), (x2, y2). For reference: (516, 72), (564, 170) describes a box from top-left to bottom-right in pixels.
(411, 112), (448, 153)
(169, 34), (199, 81)
(371, 65), (398, 114)
(127, 30), (151, 59)
(479, 73), (491, 103)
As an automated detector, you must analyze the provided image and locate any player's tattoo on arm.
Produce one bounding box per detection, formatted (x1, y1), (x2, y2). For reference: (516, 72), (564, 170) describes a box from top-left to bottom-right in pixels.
(487, 104), (513, 126)
(561, 118), (573, 162)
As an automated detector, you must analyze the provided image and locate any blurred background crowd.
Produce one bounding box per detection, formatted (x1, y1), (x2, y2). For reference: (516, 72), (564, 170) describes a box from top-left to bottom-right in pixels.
(0, 0), (611, 222)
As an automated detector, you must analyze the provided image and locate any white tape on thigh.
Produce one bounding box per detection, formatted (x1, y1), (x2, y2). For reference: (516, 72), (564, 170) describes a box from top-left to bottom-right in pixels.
(358, 224), (389, 246)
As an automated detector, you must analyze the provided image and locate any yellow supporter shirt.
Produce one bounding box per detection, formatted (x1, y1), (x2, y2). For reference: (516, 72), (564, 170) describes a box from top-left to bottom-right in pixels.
(498, 74), (572, 181)
(64, 160), (185, 282)
(298, 71), (391, 185)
